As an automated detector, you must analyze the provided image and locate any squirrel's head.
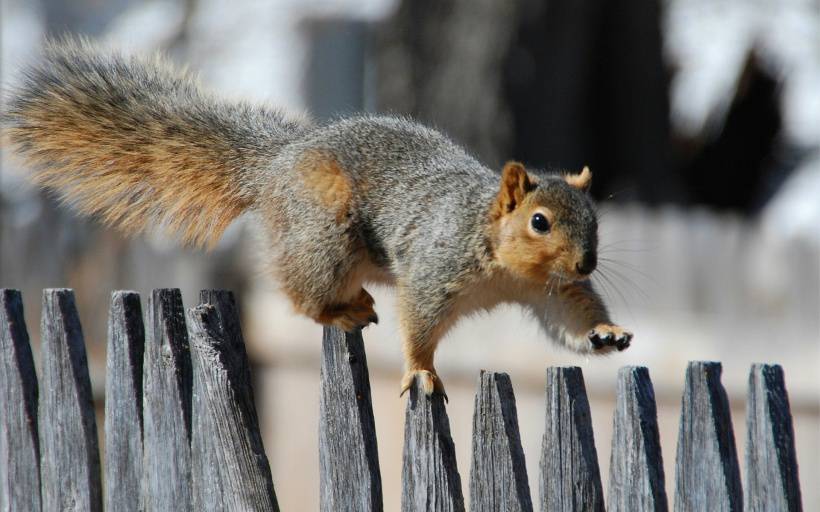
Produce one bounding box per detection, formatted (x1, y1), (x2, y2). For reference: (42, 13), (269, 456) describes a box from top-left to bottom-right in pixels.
(490, 161), (598, 283)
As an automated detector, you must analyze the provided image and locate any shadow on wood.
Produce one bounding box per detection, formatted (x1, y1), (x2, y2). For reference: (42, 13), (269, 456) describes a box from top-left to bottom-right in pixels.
(745, 363), (803, 512)
(39, 289), (102, 511)
(674, 361), (742, 512)
(319, 326), (383, 511)
(540, 366), (604, 512)
(105, 291), (145, 512)
(0, 289), (41, 511)
(143, 288), (193, 510)
(188, 290), (278, 511)
(402, 378), (464, 512)
(470, 371), (532, 512)
(608, 366), (668, 512)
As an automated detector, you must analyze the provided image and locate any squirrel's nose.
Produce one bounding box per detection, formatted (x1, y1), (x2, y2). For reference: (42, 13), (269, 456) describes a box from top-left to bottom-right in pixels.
(575, 252), (597, 275)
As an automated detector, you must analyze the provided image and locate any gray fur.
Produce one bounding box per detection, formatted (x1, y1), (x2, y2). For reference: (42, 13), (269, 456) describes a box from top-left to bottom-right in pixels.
(3, 40), (625, 384)
(2, 38), (312, 216)
(260, 116), (498, 314)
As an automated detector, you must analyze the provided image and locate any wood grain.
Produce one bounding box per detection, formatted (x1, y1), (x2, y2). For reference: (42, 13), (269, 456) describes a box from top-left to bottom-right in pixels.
(189, 290), (278, 511)
(38, 288), (102, 511)
(143, 288), (193, 510)
(0, 289), (41, 511)
(674, 361), (742, 512)
(319, 326), (383, 511)
(608, 366), (668, 511)
(539, 366), (604, 512)
(105, 291), (145, 512)
(470, 371), (532, 512)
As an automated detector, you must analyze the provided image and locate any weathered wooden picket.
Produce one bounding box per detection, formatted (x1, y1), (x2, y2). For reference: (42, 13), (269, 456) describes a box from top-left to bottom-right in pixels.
(0, 288), (804, 511)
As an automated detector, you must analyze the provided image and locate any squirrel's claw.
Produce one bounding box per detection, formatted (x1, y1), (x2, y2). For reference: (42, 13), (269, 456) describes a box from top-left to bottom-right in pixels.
(588, 324), (633, 352)
(589, 332), (604, 349)
(400, 369), (447, 401)
(615, 332), (632, 351)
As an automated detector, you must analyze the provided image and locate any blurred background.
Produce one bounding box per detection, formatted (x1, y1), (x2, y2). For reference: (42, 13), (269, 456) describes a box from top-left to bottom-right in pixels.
(1, 0), (818, 509)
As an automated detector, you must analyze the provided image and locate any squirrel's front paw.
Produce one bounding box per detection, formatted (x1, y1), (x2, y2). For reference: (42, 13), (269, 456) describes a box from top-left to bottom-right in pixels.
(588, 324), (633, 352)
(400, 369), (448, 401)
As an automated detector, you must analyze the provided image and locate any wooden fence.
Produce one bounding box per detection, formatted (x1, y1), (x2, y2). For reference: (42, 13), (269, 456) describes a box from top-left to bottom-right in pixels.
(0, 288), (804, 511)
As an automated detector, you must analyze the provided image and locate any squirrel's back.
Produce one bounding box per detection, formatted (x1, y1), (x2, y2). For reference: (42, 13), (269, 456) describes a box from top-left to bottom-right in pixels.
(261, 114), (498, 269)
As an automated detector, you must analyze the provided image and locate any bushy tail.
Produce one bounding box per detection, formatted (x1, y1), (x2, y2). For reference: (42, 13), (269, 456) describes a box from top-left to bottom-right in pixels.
(2, 39), (311, 248)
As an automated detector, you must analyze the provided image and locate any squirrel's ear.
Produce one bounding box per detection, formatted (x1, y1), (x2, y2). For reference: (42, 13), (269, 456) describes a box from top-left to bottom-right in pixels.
(565, 166), (592, 191)
(496, 161), (535, 214)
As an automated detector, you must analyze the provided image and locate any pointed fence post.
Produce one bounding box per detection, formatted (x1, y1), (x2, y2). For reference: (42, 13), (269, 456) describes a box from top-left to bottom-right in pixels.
(470, 371), (533, 512)
(143, 288), (193, 511)
(38, 288), (102, 511)
(608, 366), (668, 512)
(0, 289), (41, 511)
(105, 291), (145, 512)
(745, 363), (803, 511)
(319, 326), (383, 511)
(674, 361), (742, 512)
(540, 366), (604, 512)
(189, 290), (279, 511)
(401, 379), (464, 512)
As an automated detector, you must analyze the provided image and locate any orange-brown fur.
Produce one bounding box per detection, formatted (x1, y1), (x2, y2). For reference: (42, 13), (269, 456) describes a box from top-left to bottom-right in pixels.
(493, 204), (573, 282)
(4, 39), (630, 399)
(316, 288), (377, 332)
(2, 98), (261, 248)
(555, 281), (610, 333)
(297, 151), (352, 223)
(397, 163), (617, 396)
(489, 162), (586, 283)
(564, 166), (592, 191)
(491, 161), (537, 220)
(398, 290), (455, 396)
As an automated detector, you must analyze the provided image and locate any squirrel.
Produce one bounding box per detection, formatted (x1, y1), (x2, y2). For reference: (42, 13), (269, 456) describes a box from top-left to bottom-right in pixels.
(2, 39), (632, 397)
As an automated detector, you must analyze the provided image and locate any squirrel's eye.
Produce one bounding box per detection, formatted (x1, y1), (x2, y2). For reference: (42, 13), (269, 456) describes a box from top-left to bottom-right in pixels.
(531, 213), (550, 233)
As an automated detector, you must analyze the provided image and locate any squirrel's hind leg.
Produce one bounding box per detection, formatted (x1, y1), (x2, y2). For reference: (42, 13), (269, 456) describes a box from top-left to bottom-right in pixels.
(281, 269), (379, 332)
(316, 288), (379, 332)
(274, 228), (379, 332)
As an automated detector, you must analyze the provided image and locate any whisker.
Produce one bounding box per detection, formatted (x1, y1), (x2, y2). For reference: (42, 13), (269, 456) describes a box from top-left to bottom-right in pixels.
(598, 239), (655, 251)
(595, 266), (638, 319)
(598, 257), (656, 284)
(598, 247), (654, 255)
(597, 263), (650, 303)
(592, 272), (616, 304)
(592, 270), (623, 315)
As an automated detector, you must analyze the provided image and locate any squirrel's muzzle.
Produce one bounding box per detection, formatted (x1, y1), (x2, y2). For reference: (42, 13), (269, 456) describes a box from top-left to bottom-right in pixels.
(575, 251), (597, 276)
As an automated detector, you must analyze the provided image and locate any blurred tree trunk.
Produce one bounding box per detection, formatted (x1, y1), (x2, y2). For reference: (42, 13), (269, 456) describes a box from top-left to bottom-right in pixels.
(374, 0), (679, 203)
(373, 0), (519, 167)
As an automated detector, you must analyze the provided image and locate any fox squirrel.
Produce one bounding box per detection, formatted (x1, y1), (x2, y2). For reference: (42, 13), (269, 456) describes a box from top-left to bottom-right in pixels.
(2, 40), (632, 397)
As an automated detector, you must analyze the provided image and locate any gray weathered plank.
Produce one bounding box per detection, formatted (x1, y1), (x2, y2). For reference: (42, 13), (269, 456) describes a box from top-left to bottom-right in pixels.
(745, 363), (803, 511)
(189, 290), (278, 511)
(0, 289), (41, 511)
(674, 361), (742, 512)
(402, 378), (465, 512)
(470, 371), (532, 512)
(608, 366), (668, 512)
(38, 288), (102, 511)
(143, 288), (193, 511)
(105, 291), (145, 512)
(319, 326), (383, 511)
(539, 366), (604, 512)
